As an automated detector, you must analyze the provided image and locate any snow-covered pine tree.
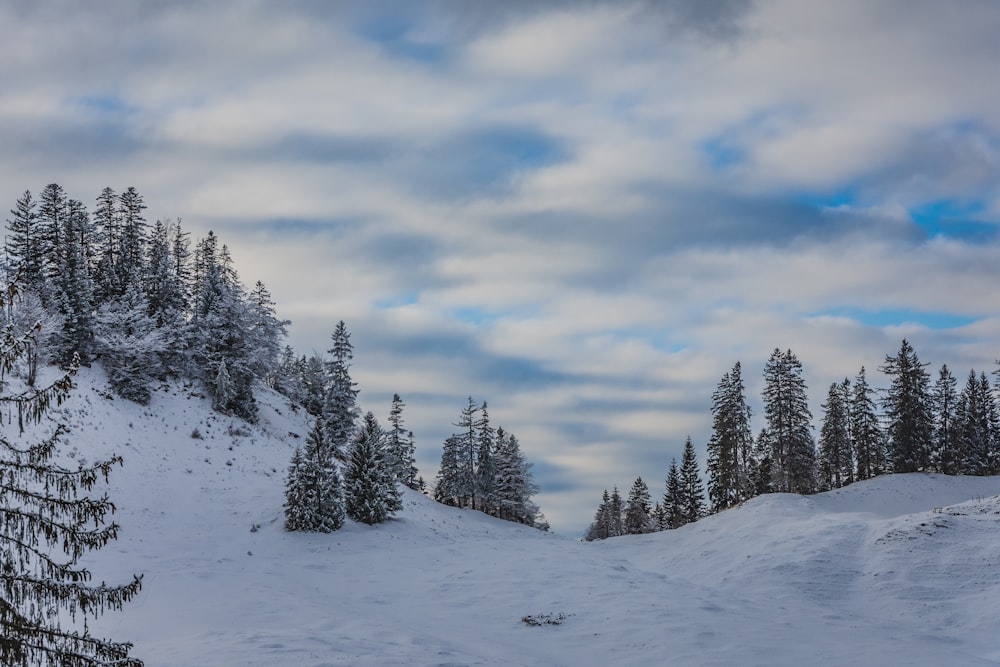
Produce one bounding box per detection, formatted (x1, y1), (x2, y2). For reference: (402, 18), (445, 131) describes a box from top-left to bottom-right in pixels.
(5, 190), (45, 291)
(663, 458), (684, 528)
(434, 435), (462, 506)
(0, 280), (143, 666)
(246, 280), (289, 384)
(880, 339), (933, 473)
(624, 477), (653, 534)
(608, 486), (625, 538)
(474, 401), (496, 514)
(451, 396), (479, 508)
(322, 321), (360, 460)
(283, 417), (345, 532)
(49, 199), (96, 367)
(762, 348), (816, 494)
(385, 393), (418, 487)
(957, 370), (1000, 475)
(92, 186), (120, 302)
(851, 366), (886, 481)
(115, 187), (147, 295)
(143, 219), (189, 376)
(751, 428), (774, 496)
(707, 362), (754, 511)
(584, 489), (612, 541)
(94, 279), (167, 404)
(680, 437), (706, 522)
(492, 429), (539, 525)
(818, 380), (852, 490)
(344, 411), (400, 524)
(930, 364), (962, 474)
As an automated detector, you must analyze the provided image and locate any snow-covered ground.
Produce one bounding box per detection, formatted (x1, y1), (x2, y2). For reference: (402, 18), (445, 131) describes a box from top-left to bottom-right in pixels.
(23, 368), (1000, 666)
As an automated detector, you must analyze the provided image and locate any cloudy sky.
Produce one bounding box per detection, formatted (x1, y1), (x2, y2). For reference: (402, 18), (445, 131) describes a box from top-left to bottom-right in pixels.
(3, 0), (1000, 535)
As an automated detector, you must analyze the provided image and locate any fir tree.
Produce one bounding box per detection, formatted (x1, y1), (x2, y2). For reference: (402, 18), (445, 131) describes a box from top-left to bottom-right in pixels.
(851, 366), (886, 481)
(680, 437), (706, 522)
(0, 278), (143, 666)
(762, 348), (816, 494)
(49, 199), (96, 366)
(434, 435), (462, 506)
(707, 362), (754, 511)
(5, 190), (44, 290)
(881, 339), (933, 473)
(958, 371), (1000, 475)
(474, 401), (497, 514)
(663, 458), (684, 528)
(283, 417), (345, 532)
(624, 477), (654, 534)
(608, 486), (625, 538)
(451, 396), (479, 508)
(492, 429), (539, 525)
(344, 412), (401, 524)
(322, 321), (360, 460)
(930, 364), (962, 474)
(94, 280), (166, 404)
(584, 489), (612, 541)
(818, 380), (852, 490)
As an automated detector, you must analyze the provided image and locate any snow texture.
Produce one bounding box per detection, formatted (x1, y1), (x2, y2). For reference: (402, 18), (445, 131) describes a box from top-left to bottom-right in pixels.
(22, 368), (1000, 666)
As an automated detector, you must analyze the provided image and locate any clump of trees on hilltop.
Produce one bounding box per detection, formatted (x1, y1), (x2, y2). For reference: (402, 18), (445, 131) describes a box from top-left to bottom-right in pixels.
(585, 339), (1000, 540)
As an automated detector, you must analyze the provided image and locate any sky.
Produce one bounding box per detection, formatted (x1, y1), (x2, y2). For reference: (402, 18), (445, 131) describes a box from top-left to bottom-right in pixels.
(3, 0), (1000, 535)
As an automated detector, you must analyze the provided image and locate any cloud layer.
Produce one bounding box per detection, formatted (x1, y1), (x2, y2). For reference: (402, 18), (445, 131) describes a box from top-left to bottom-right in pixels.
(3, 0), (1000, 534)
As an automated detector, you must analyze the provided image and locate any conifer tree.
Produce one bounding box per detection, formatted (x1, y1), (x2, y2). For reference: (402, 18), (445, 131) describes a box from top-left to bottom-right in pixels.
(434, 435), (463, 507)
(680, 437), (706, 522)
(624, 477), (654, 534)
(322, 321), (360, 460)
(608, 486), (625, 537)
(762, 348), (816, 494)
(584, 489), (612, 541)
(94, 280), (166, 404)
(492, 429), (539, 525)
(881, 339), (933, 473)
(284, 417), (345, 532)
(851, 366), (886, 481)
(451, 396), (479, 508)
(818, 380), (852, 490)
(49, 199), (96, 367)
(930, 364), (962, 474)
(344, 412), (401, 524)
(957, 371), (1000, 475)
(5, 190), (45, 289)
(0, 279), (143, 666)
(707, 362), (754, 511)
(663, 458), (684, 528)
(474, 401), (497, 514)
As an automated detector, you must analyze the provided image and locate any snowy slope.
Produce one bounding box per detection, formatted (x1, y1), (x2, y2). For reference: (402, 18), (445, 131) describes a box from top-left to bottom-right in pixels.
(18, 367), (1000, 666)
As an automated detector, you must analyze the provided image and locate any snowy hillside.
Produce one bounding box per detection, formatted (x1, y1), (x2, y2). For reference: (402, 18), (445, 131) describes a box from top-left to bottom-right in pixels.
(26, 368), (1000, 666)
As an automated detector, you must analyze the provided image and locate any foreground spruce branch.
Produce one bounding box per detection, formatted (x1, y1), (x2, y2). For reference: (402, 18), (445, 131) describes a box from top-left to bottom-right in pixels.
(0, 278), (143, 667)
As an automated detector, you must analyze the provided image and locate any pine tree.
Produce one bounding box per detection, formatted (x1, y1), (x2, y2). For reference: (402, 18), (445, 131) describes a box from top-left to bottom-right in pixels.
(246, 281), (289, 383)
(881, 339), (933, 473)
(49, 199), (96, 366)
(930, 364), (962, 474)
(624, 477), (654, 534)
(115, 187), (147, 291)
(344, 412), (400, 524)
(451, 396), (479, 508)
(474, 401), (496, 514)
(818, 380), (852, 490)
(762, 348), (816, 494)
(663, 458), (684, 528)
(584, 489), (612, 541)
(680, 437), (706, 522)
(751, 429), (775, 496)
(94, 280), (166, 404)
(608, 486), (625, 537)
(5, 190), (45, 290)
(92, 186), (120, 301)
(851, 366), (886, 481)
(707, 362), (754, 511)
(322, 321), (360, 460)
(0, 278), (143, 666)
(492, 429), (539, 525)
(957, 371), (1000, 475)
(36, 183), (67, 298)
(434, 435), (463, 506)
(284, 417), (345, 532)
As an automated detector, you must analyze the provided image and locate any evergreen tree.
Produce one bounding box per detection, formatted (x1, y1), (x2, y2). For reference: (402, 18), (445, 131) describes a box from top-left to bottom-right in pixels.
(385, 394), (419, 489)
(851, 366), (886, 481)
(283, 417), (345, 532)
(246, 280), (289, 384)
(608, 486), (625, 538)
(958, 370), (1000, 475)
(706, 362), (754, 511)
(143, 219), (189, 377)
(881, 339), (933, 473)
(762, 348), (816, 494)
(94, 280), (166, 404)
(0, 279), (143, 666)
(751, 428), (775, 496)
(584, 489), (612, 541)
(115, 187), (147, 291)
(474, 401), (497, 514)
(433, 435), (463, 507)
(344, 412), (400, 524)
(680, 437), (706, 522)
(492, 429), (539, 525)
(5, 190), (45, 289)
(930, 364), (962, 474)
(37, 183), (67, 297)
(451, 396), (479, 508)
(92, 186), (120, 300)
(624, 476), (654, 534)
(322, 321), (360, 460)
(49, 199), (96, 366)
(663, 458), (685, 528)
(818, 380), (852, 490)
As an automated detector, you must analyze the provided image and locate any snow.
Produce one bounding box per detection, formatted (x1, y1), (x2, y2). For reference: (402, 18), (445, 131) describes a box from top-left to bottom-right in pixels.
(19, 367), (1000, 666)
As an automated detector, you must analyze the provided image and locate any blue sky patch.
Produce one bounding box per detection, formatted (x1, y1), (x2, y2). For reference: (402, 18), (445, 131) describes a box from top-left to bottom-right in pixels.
(815, 307), (977, 330)
(909, 199), (995, 240)
(356, 13), (448, 64)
